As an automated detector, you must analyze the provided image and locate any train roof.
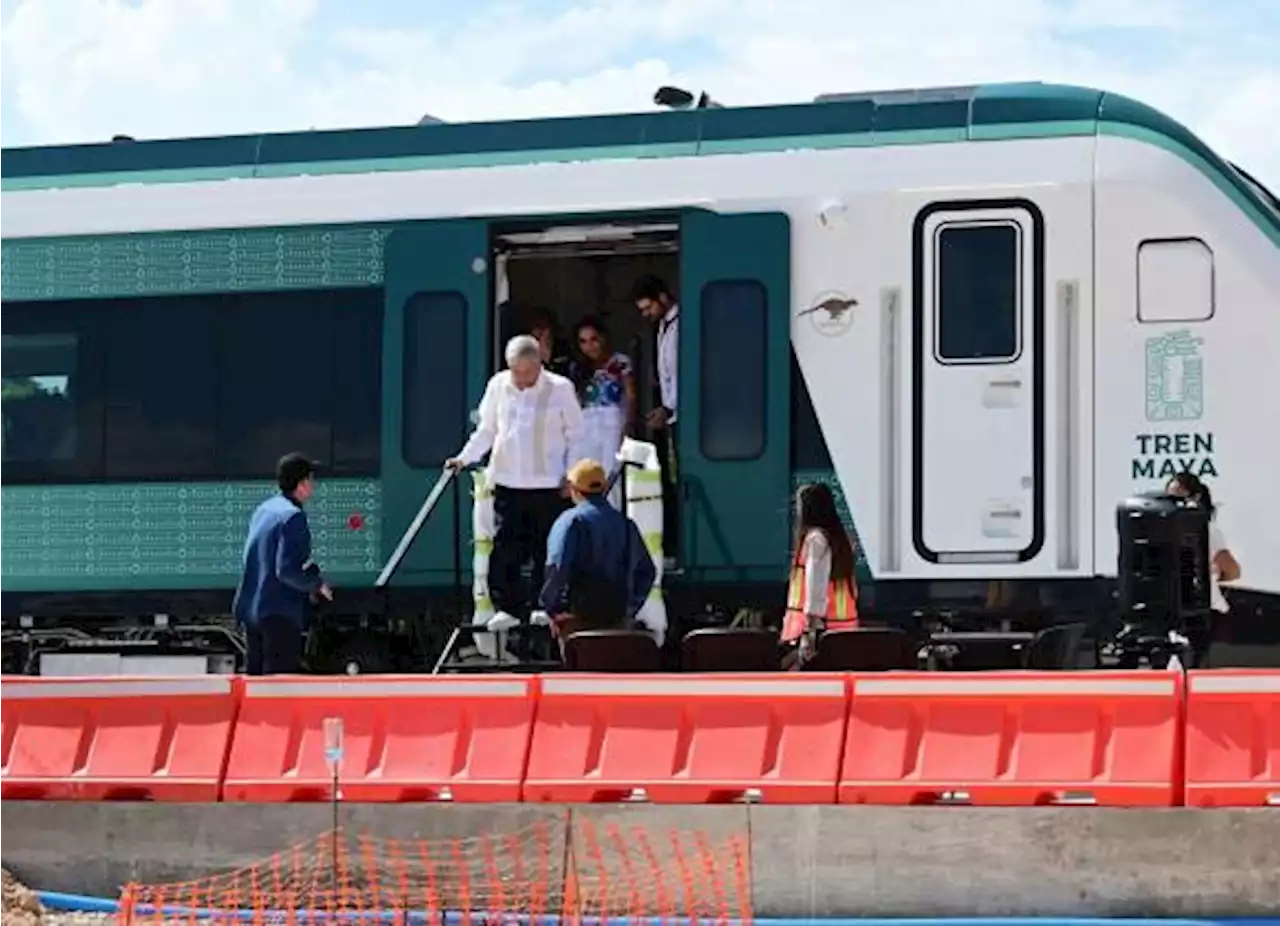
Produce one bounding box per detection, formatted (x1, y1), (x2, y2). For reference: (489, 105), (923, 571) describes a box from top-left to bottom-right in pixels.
(2, 81), (1276, 242)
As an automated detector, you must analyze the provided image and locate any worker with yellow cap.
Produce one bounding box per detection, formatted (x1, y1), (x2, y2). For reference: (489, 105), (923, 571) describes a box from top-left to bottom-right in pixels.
(538, 458), (657, 646)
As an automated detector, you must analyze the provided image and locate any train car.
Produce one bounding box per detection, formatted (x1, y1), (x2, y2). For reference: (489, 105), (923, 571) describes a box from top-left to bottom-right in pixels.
(2, 81), (1278, 674)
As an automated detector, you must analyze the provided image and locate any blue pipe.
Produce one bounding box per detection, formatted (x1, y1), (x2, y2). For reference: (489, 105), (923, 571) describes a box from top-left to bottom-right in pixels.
(32, 892), (1280, 926)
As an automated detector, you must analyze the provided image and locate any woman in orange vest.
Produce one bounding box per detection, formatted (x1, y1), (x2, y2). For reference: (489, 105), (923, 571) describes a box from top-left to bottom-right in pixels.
(782, 482), (860, 666)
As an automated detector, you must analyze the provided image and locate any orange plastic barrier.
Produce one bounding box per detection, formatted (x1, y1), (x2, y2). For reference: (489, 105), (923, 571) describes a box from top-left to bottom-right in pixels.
(0, 675), (238, 801)
(1184, 669), (1280, 808)
(221, 675), (536, 802)
(522, 673), (850, 803)
(839, 671), (1183, 807)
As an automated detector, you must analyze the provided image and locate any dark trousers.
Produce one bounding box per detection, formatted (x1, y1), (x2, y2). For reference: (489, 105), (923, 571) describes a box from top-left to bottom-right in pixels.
(244, 614), (304, 675)
(491, 485), (568, 619)
(656, 423), (679, 558)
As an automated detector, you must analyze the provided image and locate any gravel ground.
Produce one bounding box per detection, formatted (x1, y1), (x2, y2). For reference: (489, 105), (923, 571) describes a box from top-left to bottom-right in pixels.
(2, 869), (110, 926)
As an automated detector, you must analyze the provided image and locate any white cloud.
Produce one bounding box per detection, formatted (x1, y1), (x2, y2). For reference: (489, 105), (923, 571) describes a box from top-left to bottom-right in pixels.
(2, 0), (1277, 189)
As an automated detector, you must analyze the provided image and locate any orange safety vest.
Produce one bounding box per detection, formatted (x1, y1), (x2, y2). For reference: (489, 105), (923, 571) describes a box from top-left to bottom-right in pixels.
(782, 531), (859, 643)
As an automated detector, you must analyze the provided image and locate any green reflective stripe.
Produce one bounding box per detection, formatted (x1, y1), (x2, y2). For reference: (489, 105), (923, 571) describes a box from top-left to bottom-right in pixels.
(643, 532), (663, 555)
(474, 539), (494, 555)
(647, 586), (664, 599)
(786, 565), (805, 610)
(629, 470), (662, 483)
(831, 580), (856, 620)
(474, 595), (493, 610)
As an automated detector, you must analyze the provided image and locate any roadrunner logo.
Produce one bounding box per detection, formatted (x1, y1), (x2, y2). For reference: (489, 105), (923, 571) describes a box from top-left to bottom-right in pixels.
(798, 292), (857, 337)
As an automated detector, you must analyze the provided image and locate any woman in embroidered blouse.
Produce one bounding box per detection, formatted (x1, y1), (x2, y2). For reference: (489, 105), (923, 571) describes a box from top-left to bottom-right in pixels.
(570, 316), (636, 508)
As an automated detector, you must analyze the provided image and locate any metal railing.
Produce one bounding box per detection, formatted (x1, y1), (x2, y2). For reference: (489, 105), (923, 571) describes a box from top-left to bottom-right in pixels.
(373, 462), (633, 591)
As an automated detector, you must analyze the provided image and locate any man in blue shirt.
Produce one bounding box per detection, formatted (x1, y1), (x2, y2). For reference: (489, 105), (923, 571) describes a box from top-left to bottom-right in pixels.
(232, 453), (332, 674)
(539, 459), (656, 644)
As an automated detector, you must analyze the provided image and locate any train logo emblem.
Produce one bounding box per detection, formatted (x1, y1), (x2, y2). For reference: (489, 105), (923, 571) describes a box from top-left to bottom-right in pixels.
(798, 292), (857, 337)
(1144, 329), (1204, 422)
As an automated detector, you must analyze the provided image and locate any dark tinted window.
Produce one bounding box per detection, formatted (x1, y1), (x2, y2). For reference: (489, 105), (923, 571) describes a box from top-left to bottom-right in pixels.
(790, 349), (832, 470)
(216, 290), (336, 476)
(216, 289), (383, 478)
(1, 303), (104, 480)
(104, 295), (218, 478)
(699, 280), (766, 461)
(403, 291), (468, 468)
(328, 292), (384, 473)
(1, 288), (382, 484)
(936, 223), (1020, 362)
(2, 332), (81, 464)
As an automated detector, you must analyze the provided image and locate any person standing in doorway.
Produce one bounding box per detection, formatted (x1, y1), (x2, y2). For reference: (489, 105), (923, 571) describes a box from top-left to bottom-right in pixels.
(570, 315), (636, 507)
(447, 334), (585, 635)
(633, 274), (679, 556)
(526, 305), (573, 378)
(232, 453), (333, 675)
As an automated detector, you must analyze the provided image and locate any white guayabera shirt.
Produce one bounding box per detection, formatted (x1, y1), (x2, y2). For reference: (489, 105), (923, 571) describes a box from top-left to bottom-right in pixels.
(457, 369), (584, 490)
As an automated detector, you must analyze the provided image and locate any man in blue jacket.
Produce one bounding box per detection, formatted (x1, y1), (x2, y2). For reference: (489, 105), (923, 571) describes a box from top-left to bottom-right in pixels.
(539, 459), (656, 646)
(232, 453), (332, 674)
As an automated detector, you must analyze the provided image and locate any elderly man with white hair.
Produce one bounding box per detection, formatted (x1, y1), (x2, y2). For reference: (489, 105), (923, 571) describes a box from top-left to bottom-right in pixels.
(447, 334), (585, 638)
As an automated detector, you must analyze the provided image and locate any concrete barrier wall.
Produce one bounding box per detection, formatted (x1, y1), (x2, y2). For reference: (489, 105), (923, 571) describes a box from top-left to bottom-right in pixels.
(2, 803), (1278, 918)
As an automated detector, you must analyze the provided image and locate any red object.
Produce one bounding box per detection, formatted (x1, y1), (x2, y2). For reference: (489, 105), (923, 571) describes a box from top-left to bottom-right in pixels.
(838, 671), (1183, 807)
(221, 675), (537, 802)
(522, 673), (850, 803)
(0, 675), (238, 801)
(1184, 669), (1280, 807)
(347, 512), (364, 530)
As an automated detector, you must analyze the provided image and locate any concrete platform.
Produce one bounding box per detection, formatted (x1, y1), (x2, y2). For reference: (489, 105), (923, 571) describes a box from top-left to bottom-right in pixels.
(2, 802), (1278, 917)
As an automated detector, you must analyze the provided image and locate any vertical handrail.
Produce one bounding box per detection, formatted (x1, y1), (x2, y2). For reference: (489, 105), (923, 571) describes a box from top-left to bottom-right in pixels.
(373, 468), (456, 589)
(1056, 279), (1079, 570)
(879, 285), (901, 573)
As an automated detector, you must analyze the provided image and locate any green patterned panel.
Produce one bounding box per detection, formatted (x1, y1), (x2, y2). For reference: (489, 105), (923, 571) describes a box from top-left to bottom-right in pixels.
(1, 226), (390, 302)
(0, 479), (382, 592)
(792, 469), (873, 582)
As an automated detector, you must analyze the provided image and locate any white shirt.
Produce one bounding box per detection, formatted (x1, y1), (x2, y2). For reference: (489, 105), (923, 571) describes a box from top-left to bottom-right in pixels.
(802, 529), (831, 617)
(1209, 523), (1230, 613)
(457, 369), (584, 490)
(657, 304), (679, 423)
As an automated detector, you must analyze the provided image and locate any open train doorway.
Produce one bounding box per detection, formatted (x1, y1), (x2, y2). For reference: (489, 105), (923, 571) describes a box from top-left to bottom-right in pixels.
(490, 219), (681, 560)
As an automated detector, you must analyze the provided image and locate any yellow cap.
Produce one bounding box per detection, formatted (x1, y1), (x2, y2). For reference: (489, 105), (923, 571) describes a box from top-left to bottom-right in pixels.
(567, 459), (608, 494)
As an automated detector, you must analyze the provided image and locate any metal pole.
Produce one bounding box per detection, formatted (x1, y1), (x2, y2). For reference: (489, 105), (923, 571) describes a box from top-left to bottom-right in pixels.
(374, 469), (454, 588)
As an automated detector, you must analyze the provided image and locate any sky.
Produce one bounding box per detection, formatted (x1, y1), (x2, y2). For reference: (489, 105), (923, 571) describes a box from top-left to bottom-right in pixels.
(1, 0), (1278, 190)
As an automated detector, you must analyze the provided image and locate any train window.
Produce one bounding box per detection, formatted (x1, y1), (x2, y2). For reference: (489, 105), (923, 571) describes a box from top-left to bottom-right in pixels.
(1, 289), (383, 484)
(1, 332), (81, 465)
(215, 289), (383, 479)
(328, 292), (384, 473)
(700, 280), (767, 461)
(403, 291), (468, 468)
(104, 296), (219, 479)
(935, 222), (1021, 363)
(1138, 238), (1214, 322)
(216, 290), (335, 477)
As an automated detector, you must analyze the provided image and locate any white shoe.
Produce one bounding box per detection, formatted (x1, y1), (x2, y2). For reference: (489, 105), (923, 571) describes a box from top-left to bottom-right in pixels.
(487, 611), (520, 633)
(530, 609), (553, 627)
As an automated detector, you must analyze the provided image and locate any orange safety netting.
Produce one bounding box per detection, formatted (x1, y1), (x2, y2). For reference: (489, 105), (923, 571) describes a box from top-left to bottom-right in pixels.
(120, 818), (753, 925)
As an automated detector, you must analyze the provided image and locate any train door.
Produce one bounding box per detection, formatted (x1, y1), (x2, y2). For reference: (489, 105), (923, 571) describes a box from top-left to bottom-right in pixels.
(679, 209), (792, 581)
(911, 199), (1045, 564)
(380, 221), (490, 587)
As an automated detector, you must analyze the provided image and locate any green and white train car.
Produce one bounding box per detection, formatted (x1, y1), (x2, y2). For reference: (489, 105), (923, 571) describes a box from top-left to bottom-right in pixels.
(3, 81), (1278, 672)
